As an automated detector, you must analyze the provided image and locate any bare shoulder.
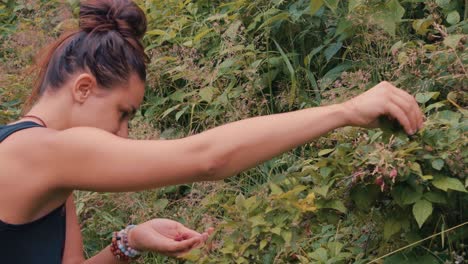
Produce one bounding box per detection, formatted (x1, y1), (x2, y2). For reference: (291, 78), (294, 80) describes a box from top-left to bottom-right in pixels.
(0, 126), (117, 185)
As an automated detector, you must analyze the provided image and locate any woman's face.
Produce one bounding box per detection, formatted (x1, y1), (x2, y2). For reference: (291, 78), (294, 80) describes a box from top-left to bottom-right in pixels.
(71, 73), (145, 138)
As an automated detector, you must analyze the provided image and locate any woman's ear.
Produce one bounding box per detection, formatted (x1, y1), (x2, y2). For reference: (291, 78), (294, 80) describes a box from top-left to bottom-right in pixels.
(72, 73), (97, 104)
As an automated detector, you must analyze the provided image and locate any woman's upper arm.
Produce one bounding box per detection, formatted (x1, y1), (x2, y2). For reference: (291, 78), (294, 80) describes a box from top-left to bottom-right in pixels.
(40, 127), (213, 192)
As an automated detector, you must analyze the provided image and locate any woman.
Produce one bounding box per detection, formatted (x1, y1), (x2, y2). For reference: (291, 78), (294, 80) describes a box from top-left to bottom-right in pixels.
(0, 0), (424, 263)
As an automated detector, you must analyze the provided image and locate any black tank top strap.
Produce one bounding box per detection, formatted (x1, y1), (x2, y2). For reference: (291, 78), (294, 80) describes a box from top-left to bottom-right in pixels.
(0, 121), (44, 143)
(0, 121), (66, 263)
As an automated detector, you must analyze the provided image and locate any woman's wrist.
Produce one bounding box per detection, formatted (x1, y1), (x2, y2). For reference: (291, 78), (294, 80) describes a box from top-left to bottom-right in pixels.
(327, 102), (353, 128)
(109, 225), (142, 262)
(127, 225), (142, 252)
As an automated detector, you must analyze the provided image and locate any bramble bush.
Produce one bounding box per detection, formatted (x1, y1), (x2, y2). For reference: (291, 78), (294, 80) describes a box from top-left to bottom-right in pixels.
(1, 0), (467, 263)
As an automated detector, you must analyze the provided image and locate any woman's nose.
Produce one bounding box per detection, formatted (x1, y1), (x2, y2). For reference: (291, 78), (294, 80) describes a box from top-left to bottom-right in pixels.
(116, 122), (129, 138)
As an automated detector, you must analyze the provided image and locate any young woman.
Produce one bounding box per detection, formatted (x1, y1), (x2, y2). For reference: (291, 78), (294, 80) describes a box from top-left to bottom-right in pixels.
(0, 0), (424, 263)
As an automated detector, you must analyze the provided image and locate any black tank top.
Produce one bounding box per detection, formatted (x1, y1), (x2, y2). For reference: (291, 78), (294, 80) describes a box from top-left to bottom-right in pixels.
(0, 121), (66, 264)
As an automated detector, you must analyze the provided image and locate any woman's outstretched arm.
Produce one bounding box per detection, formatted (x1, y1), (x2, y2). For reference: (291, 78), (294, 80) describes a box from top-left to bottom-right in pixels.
(37, 81), (422, 192)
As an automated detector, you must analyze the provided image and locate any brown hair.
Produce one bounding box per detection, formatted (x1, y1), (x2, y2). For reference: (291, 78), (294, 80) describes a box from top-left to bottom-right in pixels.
(26, 0), (148, 108)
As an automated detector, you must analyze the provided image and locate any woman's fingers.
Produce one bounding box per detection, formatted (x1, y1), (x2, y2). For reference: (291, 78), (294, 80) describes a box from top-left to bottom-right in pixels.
(159, 235), (202, 253)
(392, 87), (423, 131)
(386, 101), (413, 134)
(389, 91), (418, 133)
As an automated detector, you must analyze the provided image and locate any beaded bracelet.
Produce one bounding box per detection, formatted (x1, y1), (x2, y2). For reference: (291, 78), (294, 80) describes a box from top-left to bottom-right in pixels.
(110, 225), (141, 261)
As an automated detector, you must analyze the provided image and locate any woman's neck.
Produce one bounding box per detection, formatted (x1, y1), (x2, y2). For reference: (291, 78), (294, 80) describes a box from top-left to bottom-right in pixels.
(24, 96), (72, 131)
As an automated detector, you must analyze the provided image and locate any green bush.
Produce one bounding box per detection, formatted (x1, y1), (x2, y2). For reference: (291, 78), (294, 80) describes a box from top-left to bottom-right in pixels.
(1, 0), (467, 263)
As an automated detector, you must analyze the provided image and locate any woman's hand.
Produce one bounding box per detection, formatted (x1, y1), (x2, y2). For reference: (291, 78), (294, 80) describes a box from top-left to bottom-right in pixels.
(341, 81), (424, 134)
(127, 218), (213, 257)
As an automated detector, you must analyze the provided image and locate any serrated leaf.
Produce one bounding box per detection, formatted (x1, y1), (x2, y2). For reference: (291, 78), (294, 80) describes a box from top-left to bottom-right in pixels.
(413, 199), (432, 228)
(432, 177), (467, 192)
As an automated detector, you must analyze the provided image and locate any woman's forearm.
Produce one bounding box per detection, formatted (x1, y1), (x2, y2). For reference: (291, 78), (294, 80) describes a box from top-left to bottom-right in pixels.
(83, 246), (128, 264)
(195, 103), (349, 180)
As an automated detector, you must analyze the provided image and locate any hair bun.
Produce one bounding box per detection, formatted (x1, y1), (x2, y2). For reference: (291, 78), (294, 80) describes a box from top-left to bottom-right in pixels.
(79, 0), (147, 39)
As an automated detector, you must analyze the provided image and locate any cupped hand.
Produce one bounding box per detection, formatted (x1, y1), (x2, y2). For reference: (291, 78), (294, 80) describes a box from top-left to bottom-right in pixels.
(341, 81), (424, 134)
(127, 218), (214, 257)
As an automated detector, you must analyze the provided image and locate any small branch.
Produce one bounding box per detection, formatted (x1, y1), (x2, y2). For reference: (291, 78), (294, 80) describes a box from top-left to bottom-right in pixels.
(367, 221), (468, 264)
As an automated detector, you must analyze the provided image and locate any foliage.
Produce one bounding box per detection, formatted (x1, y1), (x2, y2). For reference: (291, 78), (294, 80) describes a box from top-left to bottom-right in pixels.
(1, 0), (467, 263)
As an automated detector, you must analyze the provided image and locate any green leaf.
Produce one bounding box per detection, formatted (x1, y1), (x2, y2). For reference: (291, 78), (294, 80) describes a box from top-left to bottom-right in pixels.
(424, 192), (447, 204)
(161, 104), (181, 119)
(313, 179), (335, 198)
(154, 198), (169, 211)
(324, 42), (343, 62)
(146, 29), (169, 36)
(409, 162), (423, 176)
(443, 34), (465, 49)
(175, 105), (189, 121)
(316, 199), (347, 213)
(384, 218), (402, 240)
(194, 28), (213, 43)
(415, 92), (440, 104)
(309, 247), (328, 262)
(374, 0), (405, 36)
(392, 184), (422, 206)
(350, 184), (380, 210)
(412, 18), (434, 35)
(446, 11), (460, 25)
(199, 87), (215, 103)
(318, 148), (335, 156)
(413, 199), (432, 228)
(310, 0), (324, 15)
(431, 159), (444, 171)
(273, 39), (297, 107)
(235, 194), (246, 210)
(259, 12), (289, 29)
(248, 215), (268, 227)
(432, 177), (467, 192)
(270, 182), (283, 195)
(281, 230), (292, 244)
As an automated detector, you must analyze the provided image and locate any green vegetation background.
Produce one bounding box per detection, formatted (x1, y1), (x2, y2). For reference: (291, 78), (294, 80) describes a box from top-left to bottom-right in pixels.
(1, 0), (467, 263)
